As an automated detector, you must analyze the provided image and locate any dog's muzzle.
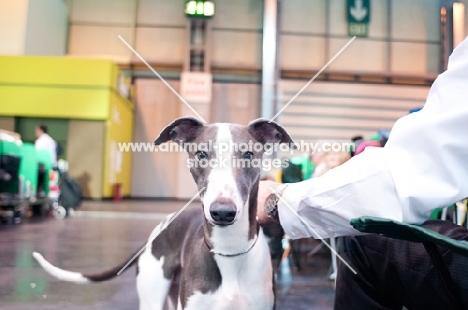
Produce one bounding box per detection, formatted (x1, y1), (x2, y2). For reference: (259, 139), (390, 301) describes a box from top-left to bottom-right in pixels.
(209, 199), (237, 226)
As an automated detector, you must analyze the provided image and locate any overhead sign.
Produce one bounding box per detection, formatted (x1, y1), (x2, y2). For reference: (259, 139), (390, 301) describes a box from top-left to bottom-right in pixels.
(180, 72), (212, 104)
(347, 0), (370, 37)
(185, 0), (215, 18)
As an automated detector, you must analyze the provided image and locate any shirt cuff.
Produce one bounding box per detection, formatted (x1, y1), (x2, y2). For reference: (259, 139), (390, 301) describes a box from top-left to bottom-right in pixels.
(277, 179), (322, 239)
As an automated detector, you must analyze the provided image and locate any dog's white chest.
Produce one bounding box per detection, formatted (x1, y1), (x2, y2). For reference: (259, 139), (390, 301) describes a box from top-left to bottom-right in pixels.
(183, 231), (274, 310)
(184, 281), (272, 310)
(183, 291), (252, 310)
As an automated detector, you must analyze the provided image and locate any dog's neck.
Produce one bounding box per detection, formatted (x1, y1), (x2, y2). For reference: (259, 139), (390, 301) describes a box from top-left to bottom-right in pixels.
(203, 181), (260, 256)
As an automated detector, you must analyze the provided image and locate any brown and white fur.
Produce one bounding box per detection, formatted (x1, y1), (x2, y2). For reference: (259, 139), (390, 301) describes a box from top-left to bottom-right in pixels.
(33, 117), (295, 310)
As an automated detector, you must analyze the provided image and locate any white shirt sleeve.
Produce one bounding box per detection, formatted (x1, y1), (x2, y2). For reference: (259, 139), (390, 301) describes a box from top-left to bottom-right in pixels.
(35, 134), (57, 166)
(278, 36), (468, 239)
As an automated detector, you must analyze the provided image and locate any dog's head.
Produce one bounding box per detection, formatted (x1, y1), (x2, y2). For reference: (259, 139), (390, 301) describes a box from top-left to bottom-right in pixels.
(154, 117), (294, 227)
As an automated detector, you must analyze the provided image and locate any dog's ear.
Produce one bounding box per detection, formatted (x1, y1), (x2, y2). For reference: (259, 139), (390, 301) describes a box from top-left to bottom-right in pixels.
(154, 117), (204, 145)
(247, 119), (297, 149)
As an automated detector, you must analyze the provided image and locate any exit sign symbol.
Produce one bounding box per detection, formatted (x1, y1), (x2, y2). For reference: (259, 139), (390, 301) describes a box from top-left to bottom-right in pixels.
(347, 0), (370, 37)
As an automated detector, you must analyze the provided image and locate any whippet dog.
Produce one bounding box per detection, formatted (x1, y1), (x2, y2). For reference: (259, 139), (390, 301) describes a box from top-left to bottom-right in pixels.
(33, 117), (295, 310)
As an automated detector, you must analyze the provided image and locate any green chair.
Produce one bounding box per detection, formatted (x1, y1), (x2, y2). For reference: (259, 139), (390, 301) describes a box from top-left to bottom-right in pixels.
(19, 143), (39, 196)
(351, 217), (468, 309)
(290, 156), (314, 180)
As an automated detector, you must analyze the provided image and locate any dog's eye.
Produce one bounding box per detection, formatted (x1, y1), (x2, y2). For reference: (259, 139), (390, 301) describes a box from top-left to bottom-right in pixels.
(242, 152), (254, 160)
(196, 151), (208, 160)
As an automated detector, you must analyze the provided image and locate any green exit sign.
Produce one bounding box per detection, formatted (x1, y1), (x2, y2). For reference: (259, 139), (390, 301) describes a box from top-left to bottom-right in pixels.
(185, 0), (215, 18)
(347, 0), (370, 37)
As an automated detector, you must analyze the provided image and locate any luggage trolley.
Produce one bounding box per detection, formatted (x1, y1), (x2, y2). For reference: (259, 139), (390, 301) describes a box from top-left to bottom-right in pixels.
(49, 160), (82, 220)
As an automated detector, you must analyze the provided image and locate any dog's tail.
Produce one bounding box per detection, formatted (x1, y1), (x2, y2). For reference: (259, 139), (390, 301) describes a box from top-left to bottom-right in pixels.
(32, 250), (140, 283)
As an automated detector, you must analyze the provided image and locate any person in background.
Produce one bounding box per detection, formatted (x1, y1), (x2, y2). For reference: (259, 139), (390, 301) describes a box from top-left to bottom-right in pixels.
(312, 148), (351, 178)
(35, 125), (57, 167)
(310, 141), (327, 178)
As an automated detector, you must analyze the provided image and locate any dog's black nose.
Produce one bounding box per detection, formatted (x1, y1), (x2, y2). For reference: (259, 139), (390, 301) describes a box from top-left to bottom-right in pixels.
(210, 210), (236, 224)
(210, 200), (237, 225)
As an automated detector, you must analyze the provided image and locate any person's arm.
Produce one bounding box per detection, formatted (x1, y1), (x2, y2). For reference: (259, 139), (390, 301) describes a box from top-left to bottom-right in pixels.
(276, 37), (468, 239)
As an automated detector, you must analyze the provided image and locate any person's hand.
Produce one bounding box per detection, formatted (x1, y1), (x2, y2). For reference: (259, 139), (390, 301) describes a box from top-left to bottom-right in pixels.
(257, 180), (281, 225)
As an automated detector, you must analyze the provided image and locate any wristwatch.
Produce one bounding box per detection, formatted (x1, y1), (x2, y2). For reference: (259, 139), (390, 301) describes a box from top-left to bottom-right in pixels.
(264, 184), (289, 223)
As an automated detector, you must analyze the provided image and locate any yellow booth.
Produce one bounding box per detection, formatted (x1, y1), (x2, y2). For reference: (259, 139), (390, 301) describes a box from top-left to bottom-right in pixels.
(0, 56), (134, 199)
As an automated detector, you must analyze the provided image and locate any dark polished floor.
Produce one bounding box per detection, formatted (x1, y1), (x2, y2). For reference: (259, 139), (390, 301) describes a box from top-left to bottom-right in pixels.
(0, 200), (335, 309)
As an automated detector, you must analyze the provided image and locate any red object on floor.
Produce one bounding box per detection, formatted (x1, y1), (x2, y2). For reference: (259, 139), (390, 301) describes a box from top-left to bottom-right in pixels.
(113, 183), (122, 201)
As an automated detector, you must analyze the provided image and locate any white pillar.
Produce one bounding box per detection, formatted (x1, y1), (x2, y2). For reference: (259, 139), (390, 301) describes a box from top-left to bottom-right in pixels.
(453, 2), (465, 48)
(262, 0), (279, 120)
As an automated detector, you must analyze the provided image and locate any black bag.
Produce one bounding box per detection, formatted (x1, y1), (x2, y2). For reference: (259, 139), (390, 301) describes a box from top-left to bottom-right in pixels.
(59, 172), (82, 209)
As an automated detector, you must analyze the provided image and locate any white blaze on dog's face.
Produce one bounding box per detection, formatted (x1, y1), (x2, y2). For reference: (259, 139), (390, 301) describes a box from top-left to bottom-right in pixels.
(200, 124), (243, 225)
(154, 117), (295, 228)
